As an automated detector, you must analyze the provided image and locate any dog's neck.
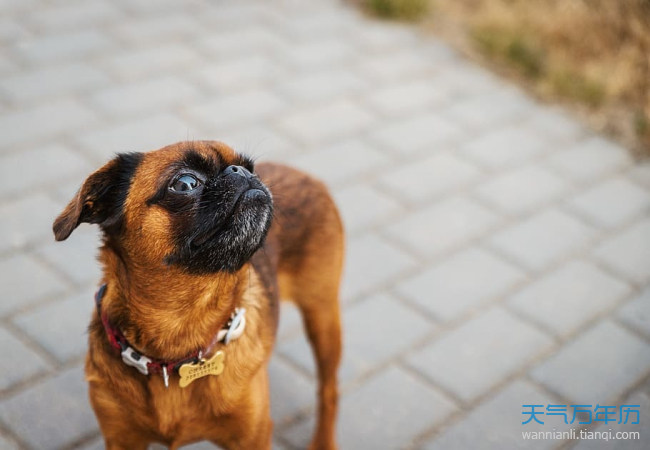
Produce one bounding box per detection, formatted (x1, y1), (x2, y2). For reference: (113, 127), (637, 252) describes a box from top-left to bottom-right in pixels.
(97, 246), (250, 360)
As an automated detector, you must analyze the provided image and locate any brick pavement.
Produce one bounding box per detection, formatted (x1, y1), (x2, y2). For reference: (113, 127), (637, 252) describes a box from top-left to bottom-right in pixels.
(1, 1), (649, 449)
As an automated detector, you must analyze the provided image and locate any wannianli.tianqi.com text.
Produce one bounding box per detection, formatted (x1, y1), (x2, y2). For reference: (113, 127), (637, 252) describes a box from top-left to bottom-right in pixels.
(522, 429), (641, 441)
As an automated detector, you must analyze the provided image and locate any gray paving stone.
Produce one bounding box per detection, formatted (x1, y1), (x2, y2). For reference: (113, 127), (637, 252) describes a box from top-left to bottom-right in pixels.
(532, 321), (650, 404)
(198, 26), (286, 58)
(0, 253), (68, 315)
(103, 43), (201, 81)
(268, 357), (315, 425)
(571, 389), (650, 450)
(0, 63), (110, 103)
(76, 113), (201, 161)
(283, 38), (354, 70)
(90, 76), (199, 117)
(365, 78), (448, 117)
(276, 99), (375, 145)
(423, 381), (569, 450)
(0, 18), (31, 43)
(185, 89), (286, 132)
(431, 64), (504, 99)
(568, 176), (650, 229)
(356, 50), (437, 83)
(196, 55), (288, 92)
(0, 435), (19, 450)
(489, 209), (597, 271)
(397, 248), (526, 321)
(13, 287), (95, 363)
(28, 1), (121, 31)
(524, 107), (586, 143)
(593, 218), (650, 283)
(475, 165), (568, 215)
(277, 68), (367, 103)
(0, 193), (62, 252)
(277, 8), (360, 39)
(276, 302), (303, 341)
(352, 21), (420, 52)
(0, 144), (92, 200)
(342, 234), (417, 301)
(0, 326), (49, 391)
(291, 139), (391, 187)
(0, 99), (98, 149)
(279, 294), (433, 384)
(333, 184), (402, 234)
(369, 113), (462, 155)
(627, 161), (650, 190)
(219, 126), (296, 163)
(408, 308), (552, 402)
(379, 151), (480, 203)
(110, 13), (204, 43)
(461, 126), (547, 170)
(618, 287), (650, 339)
(548, 136), (632, 183)
(283, 366), (458, 449)
(508, 261), (631, 336)
(13, 29), (113, 64)
(0, 366), (98, 449)
(385, 196), (500, 258)
(446, 88), (534, 130)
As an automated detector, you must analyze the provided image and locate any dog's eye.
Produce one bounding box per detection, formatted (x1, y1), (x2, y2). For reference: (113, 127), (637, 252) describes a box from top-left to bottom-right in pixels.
(170, 174), (200, 193)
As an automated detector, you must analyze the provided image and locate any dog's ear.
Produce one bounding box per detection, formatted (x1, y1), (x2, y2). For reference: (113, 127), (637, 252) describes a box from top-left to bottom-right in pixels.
(53, 152), (143, 241)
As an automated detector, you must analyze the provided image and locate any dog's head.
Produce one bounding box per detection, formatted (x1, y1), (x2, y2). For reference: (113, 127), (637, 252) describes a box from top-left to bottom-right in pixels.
(53, 141), (273, 273)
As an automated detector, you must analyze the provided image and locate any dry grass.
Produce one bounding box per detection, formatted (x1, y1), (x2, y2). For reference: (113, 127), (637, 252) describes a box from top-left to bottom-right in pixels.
(363, 0), (650, 156)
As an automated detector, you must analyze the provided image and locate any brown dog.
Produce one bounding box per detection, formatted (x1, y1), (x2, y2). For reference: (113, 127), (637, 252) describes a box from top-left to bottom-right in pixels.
(52, 141), (344, 449)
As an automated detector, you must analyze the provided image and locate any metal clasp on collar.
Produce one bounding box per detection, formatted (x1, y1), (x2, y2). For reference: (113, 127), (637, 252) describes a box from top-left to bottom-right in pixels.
(121, 346), (151, 375)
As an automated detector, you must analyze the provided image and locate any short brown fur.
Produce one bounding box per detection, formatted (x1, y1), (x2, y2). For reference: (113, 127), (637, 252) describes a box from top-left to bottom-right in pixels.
(53, 141), (344, 449)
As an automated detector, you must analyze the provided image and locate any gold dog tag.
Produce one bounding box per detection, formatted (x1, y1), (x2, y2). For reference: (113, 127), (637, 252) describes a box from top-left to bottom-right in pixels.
(178, 351), (225, 388)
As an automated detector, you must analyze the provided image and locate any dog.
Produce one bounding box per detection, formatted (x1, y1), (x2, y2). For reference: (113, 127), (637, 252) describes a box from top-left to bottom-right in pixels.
(52, 141), (344, 449)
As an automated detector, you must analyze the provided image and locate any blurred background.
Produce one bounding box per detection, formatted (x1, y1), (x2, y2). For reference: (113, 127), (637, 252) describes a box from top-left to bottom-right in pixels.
(0, 0), (648, 449)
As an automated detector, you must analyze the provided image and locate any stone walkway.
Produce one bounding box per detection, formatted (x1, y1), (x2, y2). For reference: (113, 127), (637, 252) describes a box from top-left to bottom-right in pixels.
(1, 1), (649, 449)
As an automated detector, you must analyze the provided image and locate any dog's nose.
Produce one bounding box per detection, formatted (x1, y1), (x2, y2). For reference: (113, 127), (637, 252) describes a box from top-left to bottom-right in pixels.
(223, 165), (252, 179)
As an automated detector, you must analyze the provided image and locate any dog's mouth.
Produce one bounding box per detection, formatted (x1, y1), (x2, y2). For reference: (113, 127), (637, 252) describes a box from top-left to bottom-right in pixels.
(191, 187), (270, 248)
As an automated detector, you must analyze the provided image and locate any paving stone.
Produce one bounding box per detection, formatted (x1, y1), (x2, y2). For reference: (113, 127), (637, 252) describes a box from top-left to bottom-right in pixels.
(278, 8), (360, 39)
(0, 18), (31, 43)
(333, 184), (402, 234)
(268, 357), (315, 425)
(593, 218), (650, 283)
(571, 389), (650, 450)
(446, 88), (533, 130)
(365, 79), (449, 117)
(431, 64), (503, 99)
(13, 287), (96, 363)
(408, 308), (552, 403)
(548, 136), (631, 183)
(185, 89), (286, 133)
(423, 381), (569, 450)
(277, 68), (367, 103)
(283, 38), (354, 70)
(0, 144), (92, 200)
(352, 21), (419, 52)
(568, 176), (650, 229)
(276, 99), (375, 145)
(276, 302), (303, 341)
(379, 151), (480, 203)
(475, 165), (568, 215)
(28, 1), (122, 32)
(279, 294), (433, 384)
(524, 107), (586, 143)
(627, 161), (650, 190)
(103, 43), (201, 81)
(13, 30), (113, 64)
(0, 366), (98, 449)
(283, 366), (458, 449)
(531, 321), (650, 404)
(618, 287), (650, 339)
(0, 193), (62, 252)
(397, 248), (526, 321)
(76, 113), (201, 161)
(110, 13), (204, 43)
(369, 113), (462, 154)
(291, 139), (391, 187)
(198, 26), (286, 57)
(0, 63), (111, 103)
(90, 76), (199, 117)
(0, 99), (98, 149)
(196, 55), (288, 92)
(0, 253), (68, 315)
(0, 326), (49, 391)
(489, 209), (597, 271)
(385, 196), (499, 258)
(219, 126), (296, 163)
(508, 261), (630, 336)
(342, 234), (417, 301)
(461, 126), (548, 170)
(0, 435), (19, 450)
(356, 50), (437, 83)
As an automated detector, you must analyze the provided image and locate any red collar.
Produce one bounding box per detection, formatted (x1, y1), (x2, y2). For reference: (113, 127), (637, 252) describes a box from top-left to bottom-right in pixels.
(94, 284), (246, 387)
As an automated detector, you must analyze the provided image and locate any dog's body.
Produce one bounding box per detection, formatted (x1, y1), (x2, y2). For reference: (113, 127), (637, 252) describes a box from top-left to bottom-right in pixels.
(53, 142), (343, 449)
